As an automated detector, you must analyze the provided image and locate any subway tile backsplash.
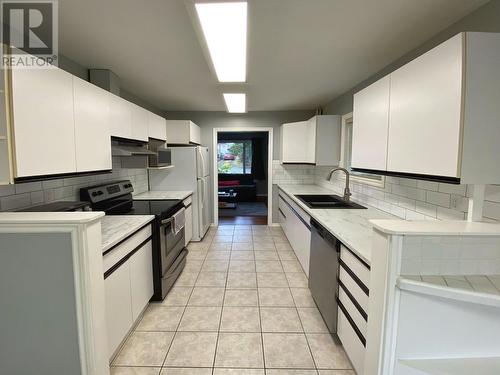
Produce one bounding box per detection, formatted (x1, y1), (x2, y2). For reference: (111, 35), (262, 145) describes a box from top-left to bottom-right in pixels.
(0, 157), (148, 211)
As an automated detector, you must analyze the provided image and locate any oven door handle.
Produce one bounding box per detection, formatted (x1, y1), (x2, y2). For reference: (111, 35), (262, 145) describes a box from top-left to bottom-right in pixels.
(161, 217), (174, 226)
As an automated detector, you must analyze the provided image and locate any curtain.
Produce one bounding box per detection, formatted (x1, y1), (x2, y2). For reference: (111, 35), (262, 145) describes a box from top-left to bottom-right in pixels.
(252, 138), (266, 180)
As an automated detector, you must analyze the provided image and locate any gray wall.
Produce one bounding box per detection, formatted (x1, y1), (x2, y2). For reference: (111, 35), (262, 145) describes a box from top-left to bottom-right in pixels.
(323, 0), (500, 115)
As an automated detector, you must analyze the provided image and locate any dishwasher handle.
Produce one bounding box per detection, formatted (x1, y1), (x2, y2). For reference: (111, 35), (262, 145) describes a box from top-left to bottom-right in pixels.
(311, 219), (339, 249)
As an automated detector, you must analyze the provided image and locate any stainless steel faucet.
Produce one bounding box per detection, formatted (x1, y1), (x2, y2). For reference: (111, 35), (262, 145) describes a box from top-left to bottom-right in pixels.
(326, 167), (352, 201)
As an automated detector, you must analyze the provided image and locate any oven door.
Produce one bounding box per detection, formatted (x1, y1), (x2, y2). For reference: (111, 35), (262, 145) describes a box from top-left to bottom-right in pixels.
(159, 214), (185, 276)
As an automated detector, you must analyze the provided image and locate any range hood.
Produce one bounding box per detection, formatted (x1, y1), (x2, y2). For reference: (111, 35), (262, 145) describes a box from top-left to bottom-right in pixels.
(111, 140), (156, 157)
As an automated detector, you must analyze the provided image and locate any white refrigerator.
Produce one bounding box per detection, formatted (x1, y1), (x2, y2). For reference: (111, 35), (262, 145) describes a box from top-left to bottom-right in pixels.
(149, 146), (211, 241)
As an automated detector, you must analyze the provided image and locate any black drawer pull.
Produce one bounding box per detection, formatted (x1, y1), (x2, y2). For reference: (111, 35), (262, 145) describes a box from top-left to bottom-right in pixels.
(338, 278), (368, 321)
(339, 259), (369, 296)
(337, 298), (366, 347)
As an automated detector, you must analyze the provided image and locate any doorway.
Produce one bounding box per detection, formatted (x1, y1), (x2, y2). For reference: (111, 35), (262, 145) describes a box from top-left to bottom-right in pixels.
(212, 128), (273, 226)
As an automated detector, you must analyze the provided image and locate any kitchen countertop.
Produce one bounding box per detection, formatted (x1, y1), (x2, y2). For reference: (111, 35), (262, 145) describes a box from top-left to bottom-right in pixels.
(134, 190), (193, 201)
(371, 219), (500, 236)
(277, 184), (396, 264)
(0, 211), (104, 224)
(101, 215), (155, 252)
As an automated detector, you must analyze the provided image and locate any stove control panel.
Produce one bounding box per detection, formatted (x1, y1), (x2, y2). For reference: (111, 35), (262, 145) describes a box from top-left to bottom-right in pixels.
(80, 180), (134, 203)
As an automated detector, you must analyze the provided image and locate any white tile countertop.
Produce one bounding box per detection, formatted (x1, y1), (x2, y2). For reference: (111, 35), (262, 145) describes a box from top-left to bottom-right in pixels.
(277, 184), (397, 264)
(134, 190), (193, 200)
(101, 215), (155, 252)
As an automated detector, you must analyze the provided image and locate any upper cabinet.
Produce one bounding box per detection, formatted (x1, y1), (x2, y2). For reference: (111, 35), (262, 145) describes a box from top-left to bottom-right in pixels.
(280, 115), (341, 165)
(352, 76), (390, 171)
(109, 94), (132, 140)
(73, 77), (112, 172)
(148, 112), (167, 141)
(352, 32), (500, 184)
(131, 104), (149, 142)
(11, 67), (77, 178)
(165, 120), (201, 145)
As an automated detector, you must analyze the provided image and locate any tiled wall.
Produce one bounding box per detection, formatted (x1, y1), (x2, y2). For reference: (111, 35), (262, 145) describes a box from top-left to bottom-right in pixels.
(0, 157), (148, 211)
(271, 160), (315, 185)
(401, 235), (500, 275)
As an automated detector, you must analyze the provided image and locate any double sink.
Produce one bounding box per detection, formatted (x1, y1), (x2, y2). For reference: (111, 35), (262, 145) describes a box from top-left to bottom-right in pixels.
(295, 194), (366, 209)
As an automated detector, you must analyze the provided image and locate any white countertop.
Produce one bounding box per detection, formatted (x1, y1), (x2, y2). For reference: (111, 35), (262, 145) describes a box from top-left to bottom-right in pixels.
(371, 219), (500, 236)
(134, 190), (193, 201)
(101, 215), (155, 252)
(0, 211), (104, 224)
(277, 184), (396, 264)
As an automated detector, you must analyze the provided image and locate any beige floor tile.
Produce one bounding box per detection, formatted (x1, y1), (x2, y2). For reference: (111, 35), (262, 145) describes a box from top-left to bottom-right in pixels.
(213, 369), (264, 375)
(306, 334), (351, 370)
(232, 242), (254, 251)
(206, 251), (231, 260)
(256, 273), (288, 288)
(188, 287), (225, 306)
(231, 251), (255, 260)
(291, 288), (316, 308)
(160, 287), (193, 306)
(266, 370), (318, 375)
(164, 332), (218, 367)
(285, 273), (309, 288)
(202, 260), (229, 272)
(215, 228), (235, 235)
(184, 260), (203, 273)
(213, 235), (234, 243)
(258, 288), (294, 307)
(111, 367), (161, 375)
(160, 368), (212, 375)
(281, 260), (303, 273)
(256, 260), (283, 273)
(226, 273), (258, 289)
(215, 332), (264, 368)
(275, 243), (293, 251)
(187, 251), (208, 260)
(210, 243), (233, 251)
(232, 235), (253, 242)
(196, 272), (227, 287)
(254, 251), (279, 261)
(297, 308), (329, 333)
(272, 236), (289, 244)
(188, 242), (210, 251)
(278, 251), (297, 260)
(229, 260), (256, 272)
(260, 307), (303, 333)
(253, 242), (276, 251)
(113, 332), (174, 367)
(262, 333), (315, 369)
(135, 306), (184, 332)
(220, 306), (261, 332)
(224, 289), (259, 306)
(178, 306), (222, 331)
(317, 371), (355, 375)
(174, 271), (199, 287)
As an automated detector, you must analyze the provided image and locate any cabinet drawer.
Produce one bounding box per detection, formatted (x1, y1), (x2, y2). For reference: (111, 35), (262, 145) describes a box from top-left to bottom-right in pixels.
(338, 287), (367, 337)
(338, 266), (369, 313)
(103, 225), (152, 273)
(340, 245), (370, 287)
(338, 308), (366, 375)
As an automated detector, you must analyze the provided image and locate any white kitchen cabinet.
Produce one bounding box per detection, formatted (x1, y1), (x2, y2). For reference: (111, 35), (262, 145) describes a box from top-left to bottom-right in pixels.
(352, 32), (500, 184)
(148, 112), (167, 141)
(10, 66), (76, 178)
(352, 75), (390, 171)
(280, 115), (341, 165)
(109, 94), (132, 140)
(184, 196), (193, 246)
(104, 262), (133, 360)
(131, 104), (149, 142)
(73, 77), (112, 172)
(129, 241), (154, 321)
(165, 120), (201, 145)
(278, 191), (311, 276)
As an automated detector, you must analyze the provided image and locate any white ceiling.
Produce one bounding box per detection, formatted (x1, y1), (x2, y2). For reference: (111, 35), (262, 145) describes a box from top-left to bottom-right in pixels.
(59, 0), (488, 112)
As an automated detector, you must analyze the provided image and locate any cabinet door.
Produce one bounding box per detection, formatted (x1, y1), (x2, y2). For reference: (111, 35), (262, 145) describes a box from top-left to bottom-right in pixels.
(305, 117), (317, 164)
(352, 76), (390, 171)
(189, 122), (201, 145)
(184, 204), (193, 246)
(11, 67), (76, 177)
(387, 34), (463, 177)
(148, 112), (166, 141)
(109, 94), (132, 139)
(73, 77), (112, 172)
(281, 121), (310, 163)
(104, 264), (133, 359)
(131, 104), (149, 142)
(129, 241), (154, 321)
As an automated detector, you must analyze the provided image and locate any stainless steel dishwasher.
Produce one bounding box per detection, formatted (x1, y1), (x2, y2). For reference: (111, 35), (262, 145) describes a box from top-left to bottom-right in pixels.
(309, 218), (340, 334)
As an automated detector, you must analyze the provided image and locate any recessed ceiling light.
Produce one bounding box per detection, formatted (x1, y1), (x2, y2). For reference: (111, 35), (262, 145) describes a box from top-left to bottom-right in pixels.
(195, 2), (247, 82)
(223, 93), (246, 113)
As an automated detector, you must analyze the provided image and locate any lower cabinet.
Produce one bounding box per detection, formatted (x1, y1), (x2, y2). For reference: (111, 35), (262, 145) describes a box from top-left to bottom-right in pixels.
(103, 227), (153, 360)
(278, 191), (311, 277)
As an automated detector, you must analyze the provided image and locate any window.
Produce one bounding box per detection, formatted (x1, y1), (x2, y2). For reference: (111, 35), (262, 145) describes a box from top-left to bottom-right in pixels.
(217, 141), (252, 174)
(340, 113), (385, 187)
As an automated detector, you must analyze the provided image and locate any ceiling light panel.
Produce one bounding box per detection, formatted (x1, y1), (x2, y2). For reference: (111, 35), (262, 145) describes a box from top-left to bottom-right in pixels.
(223, 93), (246, 113)
(195, 2), (247, 82)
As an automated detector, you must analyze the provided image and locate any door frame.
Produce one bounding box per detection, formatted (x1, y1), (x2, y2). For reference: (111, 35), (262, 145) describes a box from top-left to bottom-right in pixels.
(212, 127), (274, 226)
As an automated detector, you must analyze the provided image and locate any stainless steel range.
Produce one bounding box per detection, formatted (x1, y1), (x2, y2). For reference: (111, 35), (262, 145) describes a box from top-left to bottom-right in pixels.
(80, 180), (188, 301)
